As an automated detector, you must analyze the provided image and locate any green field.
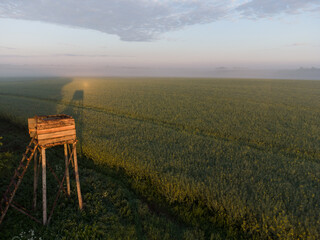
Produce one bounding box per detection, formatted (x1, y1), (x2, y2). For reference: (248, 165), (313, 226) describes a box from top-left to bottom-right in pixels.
(0, 77), (320, 239)
(0, 118), (204, 240)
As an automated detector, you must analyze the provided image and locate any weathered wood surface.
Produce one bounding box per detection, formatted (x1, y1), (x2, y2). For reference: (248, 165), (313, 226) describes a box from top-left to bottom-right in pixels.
(38, 135), (76, 146)
(41, 148), (47, 225)
(73, 144), (83, 210)
(36, 114), (71, 121)
(28, 118), (36, 137)
(37, 119), (75, 130)
(37, 129), (76, 140)
(27, 115), (76, 147)
(64, 144), (71, 196)
(33, 150), (38, 210)
(37, 125), (75, 134)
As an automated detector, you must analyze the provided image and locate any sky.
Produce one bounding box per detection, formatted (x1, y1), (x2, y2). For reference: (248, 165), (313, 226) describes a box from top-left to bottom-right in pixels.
(0, 0), (319, 78)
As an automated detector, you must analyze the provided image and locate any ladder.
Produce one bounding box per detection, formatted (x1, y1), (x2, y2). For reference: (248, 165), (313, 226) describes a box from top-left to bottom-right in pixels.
(0, 137), (38, 225)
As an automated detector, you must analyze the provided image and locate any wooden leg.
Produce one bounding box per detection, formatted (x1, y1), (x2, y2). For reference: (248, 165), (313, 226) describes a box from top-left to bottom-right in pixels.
(73, 144), (83, 209)
(41, 148), (47, 225)
(64, 144), (71, 196)
(33, 148), (38, 210)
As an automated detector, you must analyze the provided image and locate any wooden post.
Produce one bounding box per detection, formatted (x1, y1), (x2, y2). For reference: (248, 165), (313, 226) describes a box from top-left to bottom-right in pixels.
(33, 149), (38, 210)
(73, 143), (83, 209)
(41, 147), (47, 225)
(64, 144), (71, 196)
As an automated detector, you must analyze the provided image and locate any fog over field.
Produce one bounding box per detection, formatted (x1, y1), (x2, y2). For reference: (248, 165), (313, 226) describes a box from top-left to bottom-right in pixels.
(1, 64), (320, 80)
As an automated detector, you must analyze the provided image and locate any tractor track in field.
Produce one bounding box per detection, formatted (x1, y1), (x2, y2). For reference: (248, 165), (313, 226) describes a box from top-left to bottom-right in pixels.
(0, 92), (319, 161)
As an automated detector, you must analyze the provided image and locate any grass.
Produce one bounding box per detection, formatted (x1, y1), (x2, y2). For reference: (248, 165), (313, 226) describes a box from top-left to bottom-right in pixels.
(0, 117), (217, 239)
(0, 77), (319, 239)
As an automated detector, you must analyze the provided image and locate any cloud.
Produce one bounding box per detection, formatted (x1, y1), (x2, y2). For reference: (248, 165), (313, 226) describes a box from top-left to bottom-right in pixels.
(0, 0), (319, 42)
(0, 0), (230, 41)
(237, 0), (320, 17)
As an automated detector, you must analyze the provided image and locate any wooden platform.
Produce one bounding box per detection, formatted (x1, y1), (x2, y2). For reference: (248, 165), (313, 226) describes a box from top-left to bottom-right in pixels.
(28, 114), (76, 147)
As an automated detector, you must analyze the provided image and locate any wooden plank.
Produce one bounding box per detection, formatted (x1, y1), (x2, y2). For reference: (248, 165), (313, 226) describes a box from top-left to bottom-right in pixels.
(37, 130), (76, 140)
(38, 119), (74, 126)
(28, 118), (36, 137)
(41, 148), (47, 225)
(30, 131), (37, 138)
(43, 140), (75, 148)
(73, 144), (83, 210)
(37, 118), (74, 126)
(28, 118), (36, 129)
(33, 150), (38, 210)
(38, 135), (76, 146)
(37, 118), (74, 124)
(37, 117), (74, 123)
(37, 119), (75, 130)
(64, 144), (70, 196)
(37, 125), (75, 135)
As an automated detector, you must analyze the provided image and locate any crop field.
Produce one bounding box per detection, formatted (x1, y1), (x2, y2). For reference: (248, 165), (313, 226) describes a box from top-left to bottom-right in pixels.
(0, 77), (320, 238)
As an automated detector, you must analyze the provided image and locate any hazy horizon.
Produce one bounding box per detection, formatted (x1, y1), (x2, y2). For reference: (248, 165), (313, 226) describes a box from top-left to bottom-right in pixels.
(0, 1), (319, 78)
(0, 65), (319, 80)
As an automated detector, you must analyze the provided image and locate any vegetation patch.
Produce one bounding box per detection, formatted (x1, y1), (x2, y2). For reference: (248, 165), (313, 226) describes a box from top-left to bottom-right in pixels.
(0, 77), (319, 239)
(0, 117), (213, 239)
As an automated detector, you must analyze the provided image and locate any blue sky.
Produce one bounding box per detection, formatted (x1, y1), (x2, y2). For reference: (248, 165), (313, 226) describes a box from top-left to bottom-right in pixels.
(0, 0), (319, 77)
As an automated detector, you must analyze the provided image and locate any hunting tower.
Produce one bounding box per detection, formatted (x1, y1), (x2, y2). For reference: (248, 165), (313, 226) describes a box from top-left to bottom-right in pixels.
(0, 114), (83, 225)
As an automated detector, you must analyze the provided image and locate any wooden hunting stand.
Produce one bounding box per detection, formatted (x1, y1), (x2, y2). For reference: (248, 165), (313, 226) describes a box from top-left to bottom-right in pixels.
(0, 114), (83, 226)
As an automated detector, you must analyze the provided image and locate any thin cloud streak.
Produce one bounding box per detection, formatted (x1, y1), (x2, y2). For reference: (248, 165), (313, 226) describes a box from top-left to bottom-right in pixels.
(284, 43), (320, 48)
(54, 54), (135, 58)
(0, 54), (135, 58)
(287, 43), (309, 47)
(0, 0), (319, 42)
(0, 46), (17, 50)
